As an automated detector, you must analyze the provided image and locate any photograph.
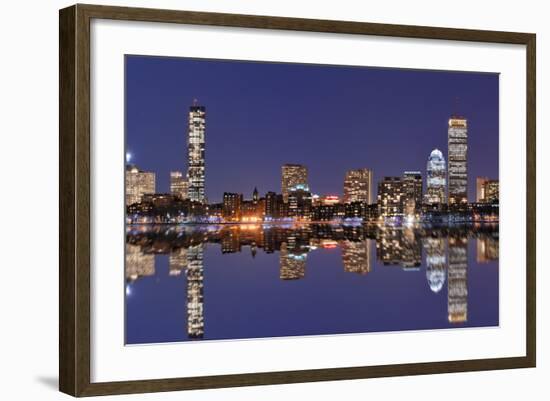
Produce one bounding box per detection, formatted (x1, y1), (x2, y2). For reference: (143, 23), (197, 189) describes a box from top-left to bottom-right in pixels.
(124, 55), (499, 345)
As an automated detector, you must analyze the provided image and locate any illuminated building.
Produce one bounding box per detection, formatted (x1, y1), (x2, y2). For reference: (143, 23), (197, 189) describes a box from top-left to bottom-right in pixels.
(311, 203), (345, 221)
(241, 200), (256, 220)
(241, 187), (264, 221)
(448, 236), (468, 323)
(341, 240), (371, 274)
(279, 242), (306, 280)
(125, 243), (155, 281)
(311, 194), (321, 207)
(343, 168), (373, 204)
(321, 195), (340, 206)
(423, 237), (446, 293)
(187, 244), (204, 338)
(344, 201), (365, 219)
(484, 180), (499, 203)
(187, 102), (206, 203)
(170, 171), (188, 200)
(281, 164), (308, 203)
(476, 177), (499, 203)
(264, 192), (288, 219)
(125, 165), (155, 206)
(288, 187), (312, 218)
(477, 236), (499, 263)
(364, 203), (379, 222)
(265, 191), (281, 219)
(476, 177), (488, 202)
(169, 247), (187, 276)
(377, 177), (404, 217)
(343, 202), (378, 222)
(402, 171), (423, 215)
(141, 193), (177, 208)
(207, 203), (223, 219)
(448, 116), (468, 206)
(424, 149), (446, 204)
(222, 192), (243, 221)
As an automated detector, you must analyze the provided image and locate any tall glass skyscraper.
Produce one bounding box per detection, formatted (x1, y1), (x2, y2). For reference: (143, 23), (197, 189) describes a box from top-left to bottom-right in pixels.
(343, 168), (373, 204)
(281, 164), (308, 203)
(447, 116), (468, 205)
(424, 148), (447, 204)
(187, 103), (206, 203)
(402, 171), (423, 214)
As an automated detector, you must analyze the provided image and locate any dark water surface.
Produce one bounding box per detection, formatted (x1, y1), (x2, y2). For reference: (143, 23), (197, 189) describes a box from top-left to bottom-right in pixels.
(125, 223), (499, 345)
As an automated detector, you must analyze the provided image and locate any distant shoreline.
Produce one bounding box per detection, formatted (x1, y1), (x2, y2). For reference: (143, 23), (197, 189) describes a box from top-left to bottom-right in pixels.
(126, 220), (499, 227)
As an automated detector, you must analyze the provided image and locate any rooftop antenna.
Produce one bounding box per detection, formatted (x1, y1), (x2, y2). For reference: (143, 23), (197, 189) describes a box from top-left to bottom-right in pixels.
(193, 98), (199, 106)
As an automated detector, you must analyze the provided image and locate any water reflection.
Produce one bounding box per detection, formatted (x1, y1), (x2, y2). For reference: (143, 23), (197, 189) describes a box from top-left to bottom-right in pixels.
(126, 223), (498, 342)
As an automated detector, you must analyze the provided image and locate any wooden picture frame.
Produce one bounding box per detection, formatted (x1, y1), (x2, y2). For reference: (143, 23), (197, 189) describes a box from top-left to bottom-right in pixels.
(59, 3), (536, 397)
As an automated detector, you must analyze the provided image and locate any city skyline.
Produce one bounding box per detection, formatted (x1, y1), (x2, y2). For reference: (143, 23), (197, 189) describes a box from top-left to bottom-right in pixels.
(126, 56), (499, 203)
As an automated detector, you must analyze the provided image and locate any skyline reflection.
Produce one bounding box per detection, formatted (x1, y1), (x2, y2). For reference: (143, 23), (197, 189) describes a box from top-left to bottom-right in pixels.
(125, 223), (498, 344)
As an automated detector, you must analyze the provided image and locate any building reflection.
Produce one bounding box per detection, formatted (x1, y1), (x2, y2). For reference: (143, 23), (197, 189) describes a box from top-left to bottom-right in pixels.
(477, 235), (499, 263)
(279, 242), (307, 280)
(126, 223), (497, 337)
(169, 247), (187, 276)
(423, 237), (446, 293)
(447, 236), (468, 323)
(376, 227), (421, 269)
(125, 243), (155, 281)
(186, 244), (204, 338)
(341, 240), (371, 275)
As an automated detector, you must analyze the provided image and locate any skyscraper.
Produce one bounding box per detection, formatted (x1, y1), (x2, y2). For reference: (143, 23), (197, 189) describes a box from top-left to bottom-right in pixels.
(125, 165), (155, 206)
(424, 149), (447, 204)
(448, 116), (468, 206)
(343, 168), (373, 204)
(402, 171), (423, 214)
(187, 102), (206, 203)
(170, 171), (188, 200)
(281, 164), (308, 203)
(377, 177), (404, 218)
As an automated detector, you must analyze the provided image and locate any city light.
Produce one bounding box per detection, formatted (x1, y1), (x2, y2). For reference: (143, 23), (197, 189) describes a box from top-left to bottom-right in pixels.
(124, 103), (498, 227)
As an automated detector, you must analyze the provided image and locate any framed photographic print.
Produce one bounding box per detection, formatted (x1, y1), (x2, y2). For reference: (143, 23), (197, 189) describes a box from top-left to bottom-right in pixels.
(59, 4), (536, 397)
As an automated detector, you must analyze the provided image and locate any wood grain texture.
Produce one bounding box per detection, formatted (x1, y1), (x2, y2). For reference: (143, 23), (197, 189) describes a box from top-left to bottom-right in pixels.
(59, 5), (76, 396)
(59, 3), (537, 397)
(525, 34), (536, 367)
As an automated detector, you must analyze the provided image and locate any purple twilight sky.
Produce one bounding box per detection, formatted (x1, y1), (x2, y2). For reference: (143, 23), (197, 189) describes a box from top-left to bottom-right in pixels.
(125, 55), (499, 203)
